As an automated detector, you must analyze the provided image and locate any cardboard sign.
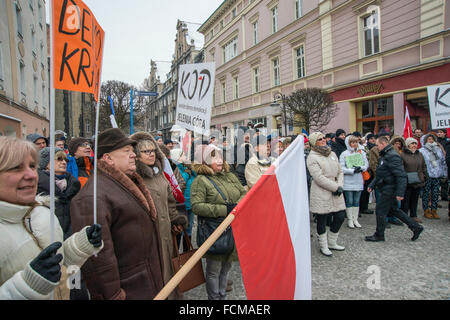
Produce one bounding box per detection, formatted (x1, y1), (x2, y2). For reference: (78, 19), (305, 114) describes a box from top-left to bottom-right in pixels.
(52, 0), (105, 101)
(428, 85), (450, 129)
(175, 63), (216, 136)
(345, 153), (364, 169)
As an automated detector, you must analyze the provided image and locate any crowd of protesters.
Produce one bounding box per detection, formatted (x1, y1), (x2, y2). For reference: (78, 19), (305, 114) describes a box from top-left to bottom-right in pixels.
(0, 122), (448, 300)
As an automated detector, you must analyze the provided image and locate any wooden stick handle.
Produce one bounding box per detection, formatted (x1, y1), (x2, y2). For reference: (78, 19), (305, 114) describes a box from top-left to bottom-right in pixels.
(154, 213), (236, 300)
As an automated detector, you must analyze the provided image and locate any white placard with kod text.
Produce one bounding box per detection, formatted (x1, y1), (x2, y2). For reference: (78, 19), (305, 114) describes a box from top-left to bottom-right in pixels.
(428, 84), (450, 129)
(175, 62), (216, 136)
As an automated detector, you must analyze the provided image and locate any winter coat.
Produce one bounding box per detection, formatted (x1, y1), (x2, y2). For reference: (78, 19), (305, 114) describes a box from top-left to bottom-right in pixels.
(66, 156), (93, 188)
(419, 134), (447, 178)
(400, 148), (427, 188)
(191, 163), (246, 262)
(131, 131), (187, 300)
(70, 160), (164, 300)
(445, 141), (450, 178)
(244, 155), (275, 189)
(177, 163), (197, 210)
(339, 136), (368, 191)
(331, 137), (347, 159)
(307, 149), (346, 215)
(37, 170), (81, 240)
(0, 196), (102, 300)
(368, 146), (380, 177)
(368, 145), (407, 197)
(234, 143), (254, 186)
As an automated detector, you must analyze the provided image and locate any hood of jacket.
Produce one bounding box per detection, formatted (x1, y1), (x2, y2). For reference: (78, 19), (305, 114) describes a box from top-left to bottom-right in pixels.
(192, 162), (230, 176)
(131, 132), (165, 179)
(390, 135), (406, 148)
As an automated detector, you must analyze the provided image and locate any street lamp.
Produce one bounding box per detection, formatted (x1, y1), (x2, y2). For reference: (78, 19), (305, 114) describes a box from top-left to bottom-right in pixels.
(270, 93), (288, 137)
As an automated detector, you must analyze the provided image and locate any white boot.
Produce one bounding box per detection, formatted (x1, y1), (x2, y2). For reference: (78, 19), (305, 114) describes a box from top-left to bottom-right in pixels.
(317, 233), (332, 257)
(353, 207), (362, 228)
(327, 231), (345, 251)
(346, 208), (354, 228)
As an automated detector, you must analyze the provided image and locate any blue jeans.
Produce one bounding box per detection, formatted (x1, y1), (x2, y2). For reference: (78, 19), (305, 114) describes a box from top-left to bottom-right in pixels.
(344, 191), (362, 208)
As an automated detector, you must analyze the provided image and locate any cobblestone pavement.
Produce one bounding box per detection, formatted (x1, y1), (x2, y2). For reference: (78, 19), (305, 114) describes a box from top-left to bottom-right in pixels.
(184, 201), (450, 300)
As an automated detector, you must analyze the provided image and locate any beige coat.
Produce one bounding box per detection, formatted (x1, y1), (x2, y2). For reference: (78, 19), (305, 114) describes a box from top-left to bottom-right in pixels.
(244, 155), (275, 188)
(307, 150), (346, 214)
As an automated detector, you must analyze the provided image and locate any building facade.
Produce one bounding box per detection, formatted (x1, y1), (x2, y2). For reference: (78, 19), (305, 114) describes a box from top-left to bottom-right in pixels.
(198, 0), (450, 137)
(0, 0), (49, 138)
(146, 20), (204, 139)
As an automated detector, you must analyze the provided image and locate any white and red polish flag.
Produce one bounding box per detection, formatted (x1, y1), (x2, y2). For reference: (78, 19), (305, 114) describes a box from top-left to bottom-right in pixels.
(231, 136), (312, 300)
(403, 106), (413, 140)
(163, 157), (185, 204)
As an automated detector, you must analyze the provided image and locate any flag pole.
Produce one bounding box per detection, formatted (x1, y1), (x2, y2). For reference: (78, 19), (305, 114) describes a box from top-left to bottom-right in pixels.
(49, 0), (56, 245)
(93, 35), (106, 227)
(153, 212), (236, 300)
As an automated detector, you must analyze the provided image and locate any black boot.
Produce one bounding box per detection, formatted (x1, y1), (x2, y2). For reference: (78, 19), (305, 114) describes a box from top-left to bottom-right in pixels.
(365, 234), (385, 242)
(411, 225), (424, 241)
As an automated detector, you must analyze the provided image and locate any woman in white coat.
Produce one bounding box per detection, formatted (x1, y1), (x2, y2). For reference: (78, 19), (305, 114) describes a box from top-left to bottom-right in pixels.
(0, 137), (103, 300)
(339, 135), (369, 228)
(307, 132), (346, 257)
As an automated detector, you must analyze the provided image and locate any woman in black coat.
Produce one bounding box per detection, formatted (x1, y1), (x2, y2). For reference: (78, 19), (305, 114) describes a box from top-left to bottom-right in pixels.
(37, 148), (81, 240)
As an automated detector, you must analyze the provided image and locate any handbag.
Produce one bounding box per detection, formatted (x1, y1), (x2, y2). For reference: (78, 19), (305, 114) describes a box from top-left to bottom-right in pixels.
(362, 170), (371, 181)
(406, 172), (421, 185)
(196, 177), (235, 255)
(171, 230), (205, 293)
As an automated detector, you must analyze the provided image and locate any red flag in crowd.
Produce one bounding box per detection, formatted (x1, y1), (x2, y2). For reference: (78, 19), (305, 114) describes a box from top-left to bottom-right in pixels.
(403, 106), (413, 140)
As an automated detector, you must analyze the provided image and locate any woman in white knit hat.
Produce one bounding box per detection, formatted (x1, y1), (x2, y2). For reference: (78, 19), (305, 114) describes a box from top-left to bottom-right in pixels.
(307, 132), (346, 257)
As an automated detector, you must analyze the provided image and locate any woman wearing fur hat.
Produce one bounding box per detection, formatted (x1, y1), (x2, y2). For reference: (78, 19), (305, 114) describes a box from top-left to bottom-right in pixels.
(419, 133), (447, 219)
(190, 144), (246, 300)
(307, 132), (346, 257)
(400, 138), (427, 223)
(0, 137), (103, 300)
(339, 135), (369, 229)
(130, 132), (188, 300)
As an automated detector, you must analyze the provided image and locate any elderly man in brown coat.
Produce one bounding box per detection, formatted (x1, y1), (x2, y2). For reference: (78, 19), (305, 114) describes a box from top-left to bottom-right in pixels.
(71, 128), (164, 300)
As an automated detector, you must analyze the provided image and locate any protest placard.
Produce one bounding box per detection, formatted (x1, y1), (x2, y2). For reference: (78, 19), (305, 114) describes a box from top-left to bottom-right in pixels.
(175, 63), (216, 136)
(52, 0), (105, 101)
(345, 153), (364, 169)
(427, 84), (450, 129)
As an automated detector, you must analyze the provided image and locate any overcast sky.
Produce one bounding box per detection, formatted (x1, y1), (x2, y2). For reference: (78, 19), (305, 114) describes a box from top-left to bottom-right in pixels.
(46, 0), (222, 88)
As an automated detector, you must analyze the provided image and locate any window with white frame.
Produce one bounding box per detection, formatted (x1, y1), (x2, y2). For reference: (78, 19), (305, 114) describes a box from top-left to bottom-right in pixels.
(19, 60), (26, 95)
(223, 37), (238, 63)
(253, 21), (259, 45)
(31, 26), (37, 56)
(38, 1), (43, 27)
(221, 82), (226, 103)
(253, 67), (260, 93)
(295, 0), (302, 19)
(232, 8), (237, 18)
(33, 76), (38, 102)
(233, 76), (239, 100)
(296, 45), (305, 79)
(272, 58), (280, 86)
(16, 3), (23, 38)
(0, 42), (4, 81)
(271, 6), (278, 34)
(362, 9), (380, 56)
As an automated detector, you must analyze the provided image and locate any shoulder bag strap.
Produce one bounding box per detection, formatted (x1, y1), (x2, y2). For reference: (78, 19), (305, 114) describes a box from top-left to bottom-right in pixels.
(204, 176), (228, 203)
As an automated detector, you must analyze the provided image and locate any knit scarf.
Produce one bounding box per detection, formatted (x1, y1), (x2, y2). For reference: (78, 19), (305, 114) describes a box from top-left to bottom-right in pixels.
(424, 142), (441, 167)
(311, 145), (332, 157)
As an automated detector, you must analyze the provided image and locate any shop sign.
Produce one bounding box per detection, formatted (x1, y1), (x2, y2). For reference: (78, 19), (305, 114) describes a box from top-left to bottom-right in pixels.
(428, 84), (450, 129)
(357, 82), (384, 97)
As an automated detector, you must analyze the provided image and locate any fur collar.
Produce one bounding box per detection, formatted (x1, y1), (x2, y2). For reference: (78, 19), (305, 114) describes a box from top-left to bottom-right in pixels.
(97, 159), (157, 220)
(192, 162), (230, 176)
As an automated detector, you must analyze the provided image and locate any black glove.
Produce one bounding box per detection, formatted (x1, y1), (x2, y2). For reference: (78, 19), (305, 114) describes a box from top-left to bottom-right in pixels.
(86, 224), (102, 248)
(226, 203), (237, 214)
(353, 166), (362, 174)
(332, 187), (343, 196)
(29, 242), (63, 283)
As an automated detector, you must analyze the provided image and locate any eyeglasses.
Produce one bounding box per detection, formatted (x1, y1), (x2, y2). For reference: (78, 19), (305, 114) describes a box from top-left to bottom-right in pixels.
(317, 138), (324, 141)
(81, 143), (92, 148)
(140, 149), (156, 155)
(56, 157), (68, 163)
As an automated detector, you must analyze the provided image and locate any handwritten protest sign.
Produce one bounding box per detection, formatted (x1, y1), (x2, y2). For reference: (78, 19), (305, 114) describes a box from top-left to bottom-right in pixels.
(175, 63), (216, 136)
(52, 0), (105, 101)
(345, 153), (364, 168)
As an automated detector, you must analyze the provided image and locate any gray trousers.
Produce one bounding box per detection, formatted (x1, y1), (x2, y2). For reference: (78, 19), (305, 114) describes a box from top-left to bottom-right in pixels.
(205, 258), (232, 300)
